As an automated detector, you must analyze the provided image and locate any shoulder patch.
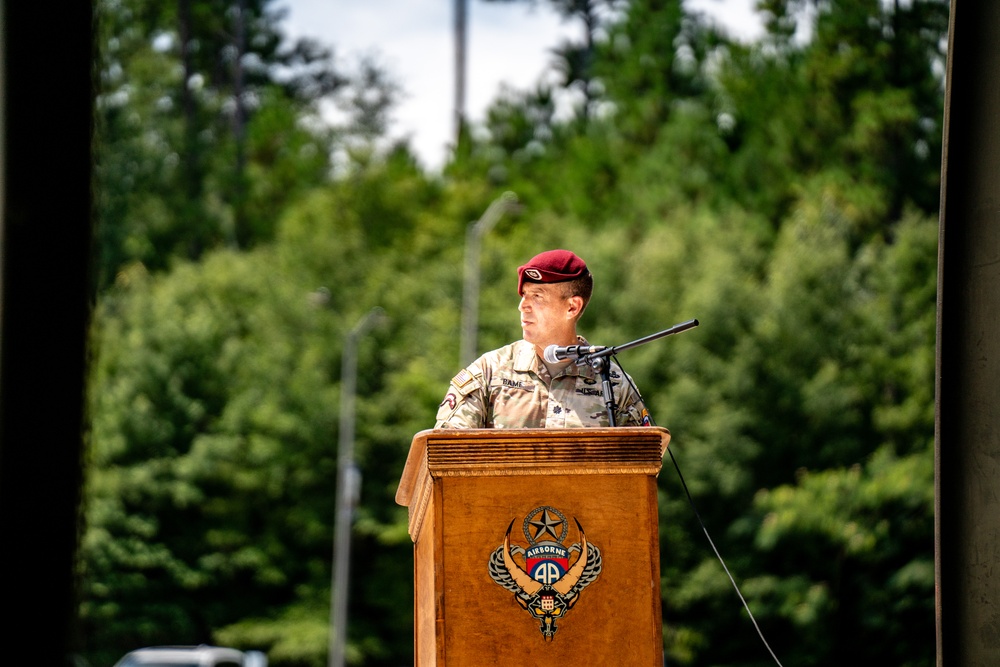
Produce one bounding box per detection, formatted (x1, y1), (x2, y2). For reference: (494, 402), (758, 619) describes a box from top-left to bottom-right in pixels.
(452, 368), (475, 389)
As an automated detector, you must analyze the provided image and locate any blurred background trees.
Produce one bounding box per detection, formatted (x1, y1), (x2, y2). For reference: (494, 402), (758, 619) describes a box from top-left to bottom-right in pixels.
(82, 0), (947, 665)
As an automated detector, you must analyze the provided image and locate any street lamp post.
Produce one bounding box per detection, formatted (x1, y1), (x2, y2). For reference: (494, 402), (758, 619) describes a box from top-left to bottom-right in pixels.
(329, 307), (384, 667)
(453, 0), (467, 145)
(460, 191), (518, 367)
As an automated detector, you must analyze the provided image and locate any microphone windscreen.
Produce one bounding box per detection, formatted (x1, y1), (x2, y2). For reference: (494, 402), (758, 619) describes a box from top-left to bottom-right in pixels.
(542, 345), (561, 364)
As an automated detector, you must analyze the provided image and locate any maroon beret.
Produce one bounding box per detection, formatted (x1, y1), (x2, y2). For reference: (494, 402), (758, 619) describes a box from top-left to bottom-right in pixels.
(517, 249), (590, 295)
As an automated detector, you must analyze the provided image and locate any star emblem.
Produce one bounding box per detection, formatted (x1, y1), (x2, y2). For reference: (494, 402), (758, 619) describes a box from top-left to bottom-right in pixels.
(528, 509), (564, 541)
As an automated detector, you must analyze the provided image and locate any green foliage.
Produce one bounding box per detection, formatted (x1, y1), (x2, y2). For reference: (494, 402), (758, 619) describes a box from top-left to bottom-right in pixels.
(84, 155), (451, 665)
(594, 0), (718, 143)
(215, 602), (331, 667)
(85, 0), (945, 665)
(92, 0), (401, 289)
(720, 0), (948, 222)
(82, 249), (342, 662)
(747, 445), (935, 665)
(656, 198), (938, 666)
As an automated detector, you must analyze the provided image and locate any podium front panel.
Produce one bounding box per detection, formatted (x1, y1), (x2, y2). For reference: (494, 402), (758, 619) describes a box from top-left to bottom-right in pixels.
(398, 428), (669, 666)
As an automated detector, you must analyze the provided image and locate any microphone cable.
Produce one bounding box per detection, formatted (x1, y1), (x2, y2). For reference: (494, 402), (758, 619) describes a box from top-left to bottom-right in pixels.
(614, 352), (785, 667)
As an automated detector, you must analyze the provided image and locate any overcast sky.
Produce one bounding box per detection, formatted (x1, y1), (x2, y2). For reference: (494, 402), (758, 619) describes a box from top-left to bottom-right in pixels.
(280, 0), (763, 171)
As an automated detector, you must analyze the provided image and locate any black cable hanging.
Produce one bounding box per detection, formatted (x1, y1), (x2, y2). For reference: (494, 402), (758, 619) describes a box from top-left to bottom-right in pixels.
(609, 330), (785, 667)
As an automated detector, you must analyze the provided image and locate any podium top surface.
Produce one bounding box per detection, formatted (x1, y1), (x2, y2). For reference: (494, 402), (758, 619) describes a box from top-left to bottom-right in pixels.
(395, 426), (670, 507)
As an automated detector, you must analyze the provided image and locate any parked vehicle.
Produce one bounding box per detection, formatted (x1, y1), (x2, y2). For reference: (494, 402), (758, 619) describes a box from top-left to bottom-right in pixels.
(113, 645), (267, 667)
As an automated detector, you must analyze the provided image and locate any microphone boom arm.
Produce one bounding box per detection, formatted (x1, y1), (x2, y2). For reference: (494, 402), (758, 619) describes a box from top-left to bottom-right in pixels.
(579, 319), (699, 427)
(580, 319), (699, 363)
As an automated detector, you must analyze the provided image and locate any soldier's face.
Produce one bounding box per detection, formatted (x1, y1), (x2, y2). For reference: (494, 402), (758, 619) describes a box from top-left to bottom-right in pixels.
(519, 283), (576, 347)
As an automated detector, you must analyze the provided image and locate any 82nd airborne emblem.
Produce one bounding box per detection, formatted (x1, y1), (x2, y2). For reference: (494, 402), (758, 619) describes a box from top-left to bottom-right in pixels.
(487, 506), (603, 640)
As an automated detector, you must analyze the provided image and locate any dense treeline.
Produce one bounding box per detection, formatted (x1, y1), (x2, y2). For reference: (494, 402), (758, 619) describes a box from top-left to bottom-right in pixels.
(81, 0), (947, 665)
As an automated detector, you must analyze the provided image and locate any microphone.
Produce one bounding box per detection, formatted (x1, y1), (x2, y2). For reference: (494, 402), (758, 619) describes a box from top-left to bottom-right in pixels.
(543, 343), (607, 364)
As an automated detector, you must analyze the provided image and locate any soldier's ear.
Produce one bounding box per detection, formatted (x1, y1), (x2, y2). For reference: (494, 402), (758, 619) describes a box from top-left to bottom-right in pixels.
(565, 295), (584, 319)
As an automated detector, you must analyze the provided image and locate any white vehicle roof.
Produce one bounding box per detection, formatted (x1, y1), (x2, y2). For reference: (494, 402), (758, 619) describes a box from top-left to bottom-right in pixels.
(114, 645), (249, 667)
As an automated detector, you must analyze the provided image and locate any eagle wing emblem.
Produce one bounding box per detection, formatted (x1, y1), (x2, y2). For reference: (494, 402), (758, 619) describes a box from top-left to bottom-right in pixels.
(488, 515), (603, 639)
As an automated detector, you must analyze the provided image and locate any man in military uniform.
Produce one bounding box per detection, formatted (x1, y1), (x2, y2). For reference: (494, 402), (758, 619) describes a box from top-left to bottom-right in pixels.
(435, 249), (650, 428)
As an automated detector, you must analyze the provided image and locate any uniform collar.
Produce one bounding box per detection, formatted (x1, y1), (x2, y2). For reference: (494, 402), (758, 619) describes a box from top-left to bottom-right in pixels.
(514, 336), (597, 379)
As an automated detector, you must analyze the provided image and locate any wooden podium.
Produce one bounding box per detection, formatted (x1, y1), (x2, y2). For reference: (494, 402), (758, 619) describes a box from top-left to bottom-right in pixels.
(395, 427), (671, 666)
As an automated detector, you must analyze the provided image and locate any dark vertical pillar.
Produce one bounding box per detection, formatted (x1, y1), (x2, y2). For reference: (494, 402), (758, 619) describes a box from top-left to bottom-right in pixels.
(0, 0), (94, 663)
(936, 1), (1000, 665)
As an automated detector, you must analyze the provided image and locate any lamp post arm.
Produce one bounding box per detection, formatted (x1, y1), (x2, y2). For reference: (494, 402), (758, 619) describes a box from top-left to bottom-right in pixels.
(460, 191), (518, 366)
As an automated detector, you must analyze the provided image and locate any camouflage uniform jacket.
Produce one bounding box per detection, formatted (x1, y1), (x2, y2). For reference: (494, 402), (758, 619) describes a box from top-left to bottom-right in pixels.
(434, 338), (650, 428)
